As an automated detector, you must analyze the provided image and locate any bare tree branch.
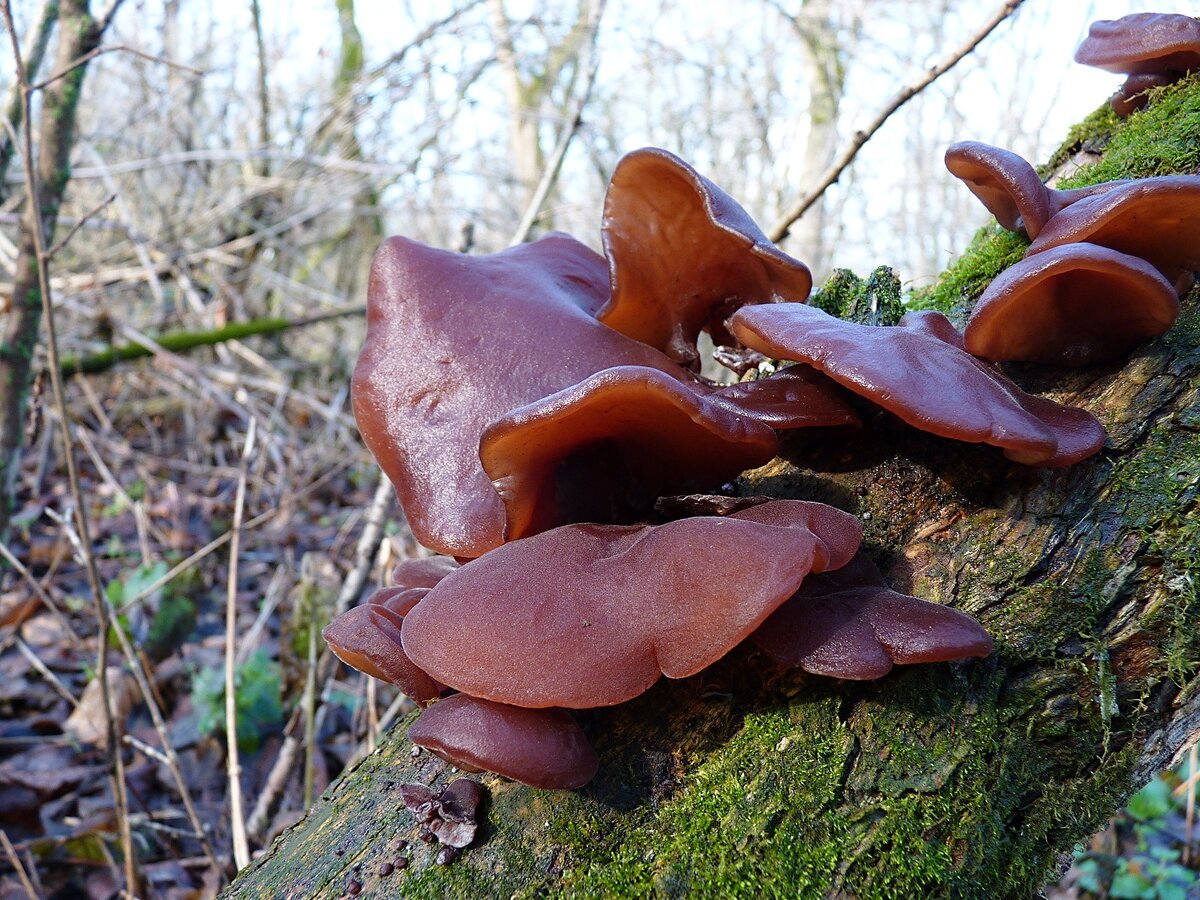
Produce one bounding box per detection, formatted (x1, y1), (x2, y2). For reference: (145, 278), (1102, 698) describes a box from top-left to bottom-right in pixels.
(767, 0), (1025, 244)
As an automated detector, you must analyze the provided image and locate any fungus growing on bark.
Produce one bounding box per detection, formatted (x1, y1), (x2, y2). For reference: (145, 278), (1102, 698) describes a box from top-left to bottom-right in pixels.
(399, 778), (484, 848)
(597, 147), (813, 368)
(479, 366), (778, 543)
(1024, 176), (1200, 296)
(964, 242), (1180, 366)
(354, 232), (724, 559)
(707, 366), (861, 430)
(408, 694), (598, 790)
(944, 141), (1126, 238)
(751, 553), (993, 679)
(391, 556), (460, 590)
(321, 602), (443, 705)
(1075, 12), (1200, 115)
(729, 303), (1106, 466)
(401, 500), (862, 709)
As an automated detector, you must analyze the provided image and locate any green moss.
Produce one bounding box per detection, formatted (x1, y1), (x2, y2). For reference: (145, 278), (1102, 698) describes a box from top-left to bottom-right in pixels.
(811, 266), (904, 325)
(908, 227), (1027, 317)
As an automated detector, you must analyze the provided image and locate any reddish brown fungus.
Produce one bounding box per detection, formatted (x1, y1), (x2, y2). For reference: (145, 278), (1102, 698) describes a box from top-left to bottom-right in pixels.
(597, 147), (812, 368)
(353, 232), (714, 559)
(391, 556), (460, 590)
(408, 695), (599, 790)
(1075, 13), (1200, 117)
(1024, 176), (1200, 295)
(322, 604), (442, 705)
(751, 553), (993, 679)
(707, 366), (861, 430)
(479, 365), (778, 542)
(964, 242), (1180, 367)
(729, 303), (1105, 466)
(399, 777), (484, 847)
(401, 500), (862, 709)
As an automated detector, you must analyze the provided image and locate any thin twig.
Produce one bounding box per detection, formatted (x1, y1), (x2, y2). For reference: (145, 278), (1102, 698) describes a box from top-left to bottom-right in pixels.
(508, 0), (607, 246)
(0, 0), (136, 890)
(767, 0), (1025, 243)
(29, 43), (203, 92)
(0, 829), (40, 899)
(334, 474), (394, 617)
(45, 191), (115, 258)
(225, 420), (256, 871)
(0, 538), (84, 649)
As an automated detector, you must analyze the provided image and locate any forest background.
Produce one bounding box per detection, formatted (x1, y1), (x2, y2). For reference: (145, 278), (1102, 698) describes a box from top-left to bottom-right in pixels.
(0, 0), (1185, 897)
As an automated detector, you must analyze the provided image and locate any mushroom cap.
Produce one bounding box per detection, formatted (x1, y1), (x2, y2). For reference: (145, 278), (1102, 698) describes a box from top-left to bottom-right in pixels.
(707, 365), (861, 430)
(597, 147), (812, 368)
(1025, 176), (1200, 290)
(752, 553), (993, 679)
(1110, 72), (1174, 117)
(322, 603), (443, 704)
(353, 232), (706, 559)
(1075, 13), (1200, 76)
(945, 141), (1052, 237)
(729, 303), (1106, 466)
(369, 585), (430, 617)
(480, 365), (778, 543)
(408, 694), (599, 790)
(391, 557), (460, 591)
(401, 499), (862, 709)
(964, 242), (1180, 367)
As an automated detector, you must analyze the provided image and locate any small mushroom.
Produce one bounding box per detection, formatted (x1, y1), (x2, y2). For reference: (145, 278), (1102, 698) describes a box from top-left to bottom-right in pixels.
(944, 141), (1127, 238)
(399, 778), (484, 847)
(353, 232), (718, 559)
(751, 552), (993, 679)
(1024, 176), (1200, 295)
(322, 603), (443, 705)
(729, 303), (1106, 466)
(408, 694), (599, 790)
(597, 147), (812, 368)
(707, 365), (861, 430)
(1110, 72), (1175, 117)
(401, 500), (862, 709)
(391, 556), (460, 590)
(1075, 13), (1200, 116)
(964, 242), (1180, 366)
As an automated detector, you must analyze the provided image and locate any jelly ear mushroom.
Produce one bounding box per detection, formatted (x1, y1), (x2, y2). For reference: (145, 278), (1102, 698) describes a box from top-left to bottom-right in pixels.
(391, 556), (459, 590)
(1025, 176), (1200, 296)
(1075, 13), (1200, 115)
(964, 242), (1180, 367)
(322, 603), (442, 704)
(408, 694), (599, 790)
(597, 147), (813, 369)
(944, 141), (1126, 238)
(751, 553), (993, 679)
(401, 499), (862, 709)
(707, 366), (861, 431)
(353, 232), (710, 559)
(479, 366), (778, 542)
(730, 303), (1105, 467)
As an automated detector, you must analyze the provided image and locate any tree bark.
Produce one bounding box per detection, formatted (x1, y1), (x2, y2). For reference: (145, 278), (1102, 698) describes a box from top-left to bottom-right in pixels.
(0, 0), (107, 530)
(226, 88), (1200, 898)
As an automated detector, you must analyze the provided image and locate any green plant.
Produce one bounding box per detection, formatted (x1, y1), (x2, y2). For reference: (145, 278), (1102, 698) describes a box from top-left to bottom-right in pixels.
(192, 649), (284, 753)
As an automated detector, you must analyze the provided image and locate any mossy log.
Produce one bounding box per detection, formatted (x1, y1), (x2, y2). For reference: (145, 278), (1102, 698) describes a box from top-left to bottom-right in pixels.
(227, 78), (1200, 899)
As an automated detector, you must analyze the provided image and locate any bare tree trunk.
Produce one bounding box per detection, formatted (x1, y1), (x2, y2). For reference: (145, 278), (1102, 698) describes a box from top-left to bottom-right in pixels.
(225, 84), (1200, 897)
(0, 0), (110, 531)
(0, 0), (60, 203)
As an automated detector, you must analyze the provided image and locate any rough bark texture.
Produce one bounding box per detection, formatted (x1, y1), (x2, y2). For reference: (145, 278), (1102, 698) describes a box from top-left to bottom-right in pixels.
(227, 77), (1200, 898)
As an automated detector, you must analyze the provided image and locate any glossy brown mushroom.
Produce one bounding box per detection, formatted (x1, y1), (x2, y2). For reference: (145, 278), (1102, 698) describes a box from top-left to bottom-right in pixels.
(944, 142), (1126, 238)
(729, 303), (1106, 466)
(1076, 12), (1200, 75)
(597, 147), (813, 368)
(353, 232), (714, 559)
(401, 500), (862, 709)
(322, 603), (442, 705)
(964, 242), (1180, 366)
(751, 553), (993, 679)
(1025, 176), (1200, 295)
(707, 365), (861, 430)
(480, 366), (778, 543)
(391, 556), (460, 590)
(1111, 72), (1174, 117)
(408, 694), (599, 790)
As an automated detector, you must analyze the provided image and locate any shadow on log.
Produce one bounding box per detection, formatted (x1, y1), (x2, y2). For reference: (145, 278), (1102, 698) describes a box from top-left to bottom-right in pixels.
(227, 77), (1200, 898)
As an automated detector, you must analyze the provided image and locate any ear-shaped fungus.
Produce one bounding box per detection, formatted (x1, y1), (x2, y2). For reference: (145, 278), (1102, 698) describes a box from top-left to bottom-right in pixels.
(322, 603), (443, 704)
(408, 694), (599, 790)
(963, 242), (1180, 366)
(480, 366), (778, 542)
(1024, 176), (1200, 295)
(401, 500), (862, 709)
(751, 553), (992, 679)
(944, 141), (1126, 238)
(1075, 13), (1200, 117)
(729, 303), (1106, 466)
(707, 366), (861, 430)
(391, 556), (460, 590)
(597, 147), (813, 368)
(353, 232), (716, 559)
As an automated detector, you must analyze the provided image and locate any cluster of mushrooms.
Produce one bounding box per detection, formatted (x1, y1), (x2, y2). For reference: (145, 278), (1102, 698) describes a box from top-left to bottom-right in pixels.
(321, 13), (1200, 793)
